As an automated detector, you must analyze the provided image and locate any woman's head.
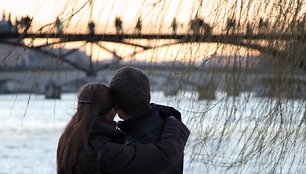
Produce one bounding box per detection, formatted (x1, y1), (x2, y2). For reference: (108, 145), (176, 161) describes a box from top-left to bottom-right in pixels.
(77, 82), (114, 118)
(57, 82), (114, 174)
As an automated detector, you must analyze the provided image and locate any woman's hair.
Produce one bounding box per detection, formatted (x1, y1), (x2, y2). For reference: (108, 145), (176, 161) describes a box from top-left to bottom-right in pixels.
(57, 82), (114, 174)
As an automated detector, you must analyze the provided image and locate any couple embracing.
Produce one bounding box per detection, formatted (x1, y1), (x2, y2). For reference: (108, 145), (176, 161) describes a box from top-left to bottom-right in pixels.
(57, 67), (190, 174)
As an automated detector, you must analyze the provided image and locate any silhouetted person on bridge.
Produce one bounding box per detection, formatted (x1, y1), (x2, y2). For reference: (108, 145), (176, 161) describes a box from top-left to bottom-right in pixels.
(88, 21), (95, 35)
(226, 18), (236, 34)
(189, 17), (203, 35)
(115, 17), (123, 34)
(171, 18), (177, 35)
(16, 16), (32, 33)
(55, 17), (64, 34)
(246, 22), (253, 35)
(135, 17), (142, 35)
(12, 17), (18, 33)
(189, 17), (211, 37)
(258, 18), (269, 34)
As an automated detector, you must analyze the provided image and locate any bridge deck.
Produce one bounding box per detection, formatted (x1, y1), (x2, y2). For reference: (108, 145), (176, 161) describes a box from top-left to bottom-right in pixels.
(0, 33), (305, 42)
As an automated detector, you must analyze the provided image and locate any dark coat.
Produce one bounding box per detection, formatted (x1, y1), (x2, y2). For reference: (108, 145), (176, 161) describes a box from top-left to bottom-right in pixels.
(117, 104), (185, 174)
(88, 116), (190, 174)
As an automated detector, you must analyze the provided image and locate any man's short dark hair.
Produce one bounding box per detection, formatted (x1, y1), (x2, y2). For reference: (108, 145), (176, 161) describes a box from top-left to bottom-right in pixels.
(109, 66), (151, 116)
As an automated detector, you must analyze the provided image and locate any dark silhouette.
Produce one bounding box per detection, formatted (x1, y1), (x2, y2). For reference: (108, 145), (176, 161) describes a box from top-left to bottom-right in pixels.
(55, 17), (63, 34)
(226, 18), (236, 34)
(258, 18), (269, 33)
(189, 17), (202, 34)
(189, 17), (211, 37)
(88, 21), (95, 35)
(16, 16), (32, 33)
(114, 17), (123, 34)
(171, 18), (177, 35)
(45, 80), (61, 99)
(0, 12), (16, 33)
(135, 17), (142, 34)
(246, 22), (253, 35)
(7, 13), (13, 29)
(57, 82), (190, 174)
(109, 67), (188, 174)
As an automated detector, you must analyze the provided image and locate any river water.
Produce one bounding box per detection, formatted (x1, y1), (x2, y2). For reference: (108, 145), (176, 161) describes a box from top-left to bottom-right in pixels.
(0, 92), (305, 174)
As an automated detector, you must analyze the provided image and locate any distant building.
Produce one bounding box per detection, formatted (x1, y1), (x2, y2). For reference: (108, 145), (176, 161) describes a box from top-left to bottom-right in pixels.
(0, 13), (16, 33)
(0, 13), (27, 68)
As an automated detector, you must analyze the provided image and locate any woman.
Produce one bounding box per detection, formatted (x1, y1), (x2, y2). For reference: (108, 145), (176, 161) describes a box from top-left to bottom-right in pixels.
(57, 82), (190, 174)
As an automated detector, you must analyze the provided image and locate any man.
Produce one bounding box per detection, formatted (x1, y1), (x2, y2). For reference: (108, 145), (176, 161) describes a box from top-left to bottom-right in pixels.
(109, 66), (186, 174)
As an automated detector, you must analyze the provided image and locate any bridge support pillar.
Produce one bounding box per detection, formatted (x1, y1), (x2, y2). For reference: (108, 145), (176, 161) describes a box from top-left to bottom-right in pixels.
(197, 80), (216, 100)
(45, 80), (61, 99)
(225, 79), (241, 97)
(163, 79), (180, 96)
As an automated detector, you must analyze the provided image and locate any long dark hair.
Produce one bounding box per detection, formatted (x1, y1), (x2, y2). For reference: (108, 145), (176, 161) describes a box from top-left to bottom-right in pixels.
(57, 82), (114, 174)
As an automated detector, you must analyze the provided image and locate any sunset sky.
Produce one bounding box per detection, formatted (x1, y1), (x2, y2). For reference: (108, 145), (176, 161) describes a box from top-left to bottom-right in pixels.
(3, 0), (298, 32)
(0, 0), (199, 32)
(0, 0), (304, 61)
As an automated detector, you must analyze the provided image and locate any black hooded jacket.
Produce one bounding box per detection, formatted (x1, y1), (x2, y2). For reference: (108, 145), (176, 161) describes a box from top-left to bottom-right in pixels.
(117, 103), (185, 174)
(88, 114), (190, 174)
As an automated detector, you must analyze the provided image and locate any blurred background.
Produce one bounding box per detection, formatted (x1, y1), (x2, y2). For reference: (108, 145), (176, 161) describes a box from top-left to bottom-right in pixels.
(0, 0), (305, 173)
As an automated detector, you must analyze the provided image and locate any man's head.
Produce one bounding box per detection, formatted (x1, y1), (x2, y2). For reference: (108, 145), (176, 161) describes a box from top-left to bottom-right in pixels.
(109, 67), (151, 119)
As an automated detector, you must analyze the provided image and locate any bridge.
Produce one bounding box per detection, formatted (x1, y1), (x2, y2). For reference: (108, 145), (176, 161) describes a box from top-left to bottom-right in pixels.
(1, 32), (305, 54)
(1, 31), (305, 74)
(0, 30), (305, 99)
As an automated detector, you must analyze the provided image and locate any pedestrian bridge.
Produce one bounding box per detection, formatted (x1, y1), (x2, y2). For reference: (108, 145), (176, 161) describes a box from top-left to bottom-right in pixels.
(0, 30), (305, 99)
(0, 32), (305, 76)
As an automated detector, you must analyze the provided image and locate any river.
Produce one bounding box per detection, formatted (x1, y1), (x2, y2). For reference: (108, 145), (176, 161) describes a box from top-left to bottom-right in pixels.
(0, 92), (305, 173)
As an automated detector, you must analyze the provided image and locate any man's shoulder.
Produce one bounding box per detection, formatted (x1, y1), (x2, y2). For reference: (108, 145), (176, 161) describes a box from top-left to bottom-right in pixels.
(119, 109), (165, 144)
(150, 103), (182, 121)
